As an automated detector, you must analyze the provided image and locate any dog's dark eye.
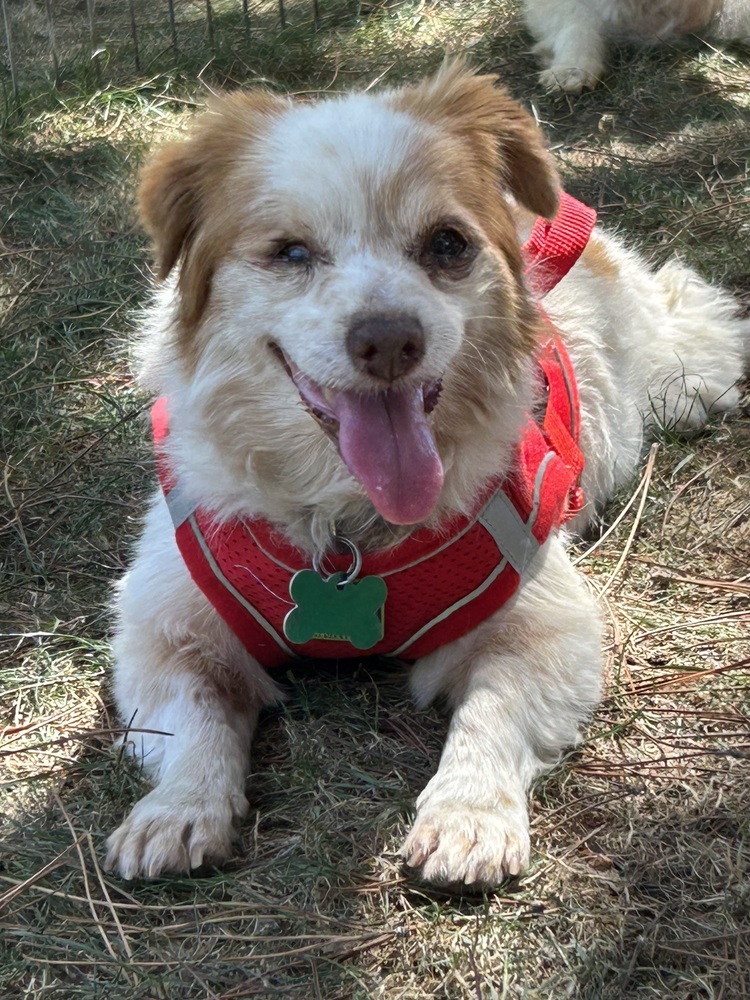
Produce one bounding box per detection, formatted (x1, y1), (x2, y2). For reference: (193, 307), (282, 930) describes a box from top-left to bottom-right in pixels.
(418, 226), (475, 277)
(428, 228), (468, 260)
(277, 243), (312, 265)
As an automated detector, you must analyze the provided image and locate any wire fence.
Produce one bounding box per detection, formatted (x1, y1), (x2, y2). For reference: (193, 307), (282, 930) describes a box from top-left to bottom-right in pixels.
(1, 0), (357, 97)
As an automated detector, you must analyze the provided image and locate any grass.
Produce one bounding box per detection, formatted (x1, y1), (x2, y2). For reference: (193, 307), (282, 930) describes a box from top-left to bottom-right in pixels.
(1, 1), (749, 997)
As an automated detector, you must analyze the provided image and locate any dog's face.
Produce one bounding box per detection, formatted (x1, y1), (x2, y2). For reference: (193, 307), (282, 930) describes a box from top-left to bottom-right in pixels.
(139, 64), (560, 532)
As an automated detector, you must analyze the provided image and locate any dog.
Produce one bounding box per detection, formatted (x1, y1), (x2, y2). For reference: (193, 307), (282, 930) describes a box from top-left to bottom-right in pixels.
(104, 61), (748, 885)
(524, 0), (750, 92)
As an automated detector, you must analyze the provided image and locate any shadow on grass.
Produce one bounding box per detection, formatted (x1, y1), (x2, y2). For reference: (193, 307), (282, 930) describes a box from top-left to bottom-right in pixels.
(3, 658), (747, 998)
(528, 43), (748, 135)
(0, 659), (440, 996)
(0, 120), (155, 626)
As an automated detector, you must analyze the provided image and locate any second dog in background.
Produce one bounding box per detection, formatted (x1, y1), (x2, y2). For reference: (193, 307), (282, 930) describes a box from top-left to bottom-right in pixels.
(524, 0), (750, 92)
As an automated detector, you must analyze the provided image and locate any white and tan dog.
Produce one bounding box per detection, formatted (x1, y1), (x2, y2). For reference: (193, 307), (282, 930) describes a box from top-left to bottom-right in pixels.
(105, 63), (748, 885)
(524, 0), (750, 92)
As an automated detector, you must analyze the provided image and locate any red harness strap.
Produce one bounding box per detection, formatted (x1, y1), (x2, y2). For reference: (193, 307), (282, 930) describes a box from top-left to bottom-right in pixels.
(524, 191), (597, 296)
(153, 194), (596, 668)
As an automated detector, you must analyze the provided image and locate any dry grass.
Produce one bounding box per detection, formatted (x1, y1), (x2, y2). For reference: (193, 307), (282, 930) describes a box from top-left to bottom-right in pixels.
(1, 2), (749, 998)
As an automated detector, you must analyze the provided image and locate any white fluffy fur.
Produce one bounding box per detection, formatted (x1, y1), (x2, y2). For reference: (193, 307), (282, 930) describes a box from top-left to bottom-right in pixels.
(524, 0), (750, 92)
(105, 65), (748, 885)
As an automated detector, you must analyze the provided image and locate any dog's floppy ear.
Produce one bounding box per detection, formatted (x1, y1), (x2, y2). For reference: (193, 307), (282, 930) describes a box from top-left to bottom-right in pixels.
(393, 60), (560, 219)
(138, 140), (201, 283)
(138, 90), (288, 325)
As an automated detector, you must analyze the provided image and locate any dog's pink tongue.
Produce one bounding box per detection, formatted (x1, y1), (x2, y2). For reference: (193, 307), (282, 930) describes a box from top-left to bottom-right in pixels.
(334, 387), (444, 525)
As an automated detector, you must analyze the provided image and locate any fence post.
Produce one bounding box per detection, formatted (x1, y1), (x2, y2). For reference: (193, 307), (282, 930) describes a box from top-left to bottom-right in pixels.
(85, 0), (102, 86)
(45, 0), (61, 88)
(205, 0), (215, 51)
(128, 0), (141, 72)
(167, 0), (178, 51)
(1, 0), (18, 98)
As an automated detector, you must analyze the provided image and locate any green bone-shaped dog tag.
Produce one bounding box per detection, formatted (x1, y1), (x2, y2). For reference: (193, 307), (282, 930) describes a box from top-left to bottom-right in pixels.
(283, 570), (387, 650)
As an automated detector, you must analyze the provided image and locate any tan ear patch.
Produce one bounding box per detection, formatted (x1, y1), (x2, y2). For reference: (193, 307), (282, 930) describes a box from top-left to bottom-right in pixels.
(582, 235), (619, 281)
(138, 90), (289, 329)
(391, 59), (560, 220)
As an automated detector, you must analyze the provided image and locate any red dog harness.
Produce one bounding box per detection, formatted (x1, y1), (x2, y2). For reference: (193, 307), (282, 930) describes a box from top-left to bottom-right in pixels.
(154, 193), (596, 668)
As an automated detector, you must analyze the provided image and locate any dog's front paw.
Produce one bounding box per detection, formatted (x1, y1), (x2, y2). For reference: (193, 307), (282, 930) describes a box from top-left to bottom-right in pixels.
(400, 798), (530, 887)
(104, 784), (249, 879)
(539, 66), (599, 93)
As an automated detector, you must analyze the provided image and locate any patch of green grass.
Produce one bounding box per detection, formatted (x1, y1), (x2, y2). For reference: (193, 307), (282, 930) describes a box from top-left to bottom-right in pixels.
(1, 3), (749, 998)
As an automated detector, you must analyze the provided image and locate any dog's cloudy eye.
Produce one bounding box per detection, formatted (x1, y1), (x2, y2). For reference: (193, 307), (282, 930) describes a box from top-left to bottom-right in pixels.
(277, 243), (311, 264)
(428, 228), (468, 260)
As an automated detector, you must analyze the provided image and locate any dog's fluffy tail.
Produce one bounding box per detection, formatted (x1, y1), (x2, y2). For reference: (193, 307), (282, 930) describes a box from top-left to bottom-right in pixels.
(646, 262), (749, 432)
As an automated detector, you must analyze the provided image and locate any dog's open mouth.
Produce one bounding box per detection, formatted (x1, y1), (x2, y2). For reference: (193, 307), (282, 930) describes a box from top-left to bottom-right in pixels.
(272, 346), (444, 525)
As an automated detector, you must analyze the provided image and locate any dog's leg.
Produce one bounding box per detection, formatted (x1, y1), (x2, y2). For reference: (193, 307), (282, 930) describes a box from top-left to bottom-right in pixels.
(716, 1), (750, 41)
(105, 499), (280, 879)
(524, 0), (607, 92)
(401, 536), (602, 886)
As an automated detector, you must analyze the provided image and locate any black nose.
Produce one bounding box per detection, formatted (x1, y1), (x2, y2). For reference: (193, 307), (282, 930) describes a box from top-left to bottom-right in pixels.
(346, 312), (425, 383)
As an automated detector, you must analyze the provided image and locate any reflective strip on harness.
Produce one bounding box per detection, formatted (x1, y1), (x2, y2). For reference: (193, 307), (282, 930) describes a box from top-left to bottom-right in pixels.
(183, 513), (298, 659)
(390, 454), (551, 658)
(164, 480), (198, 530)
(390, 555), (511, 657)
(478, 456), (550, 574)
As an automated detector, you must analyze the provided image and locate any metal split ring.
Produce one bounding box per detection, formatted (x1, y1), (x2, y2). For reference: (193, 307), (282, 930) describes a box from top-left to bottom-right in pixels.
(312, 535), (362, 585)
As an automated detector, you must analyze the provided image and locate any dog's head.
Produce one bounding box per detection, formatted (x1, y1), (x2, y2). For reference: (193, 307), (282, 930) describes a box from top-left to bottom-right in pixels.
(139, 62), (559, 533)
